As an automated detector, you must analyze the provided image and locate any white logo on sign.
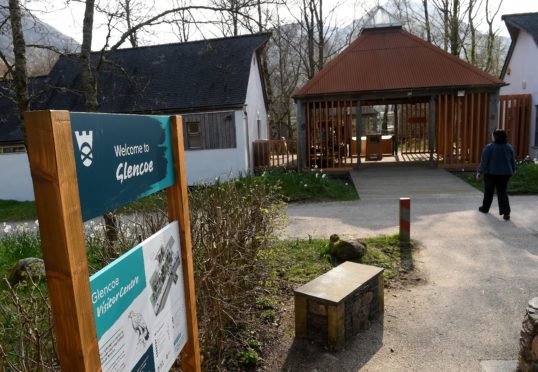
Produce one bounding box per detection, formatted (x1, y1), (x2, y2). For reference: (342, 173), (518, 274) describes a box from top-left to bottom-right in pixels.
(75, 131), (93, 167)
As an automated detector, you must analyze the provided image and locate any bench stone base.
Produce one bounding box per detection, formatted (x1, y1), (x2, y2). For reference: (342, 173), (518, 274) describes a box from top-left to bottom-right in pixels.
(294, 262), (384, 350)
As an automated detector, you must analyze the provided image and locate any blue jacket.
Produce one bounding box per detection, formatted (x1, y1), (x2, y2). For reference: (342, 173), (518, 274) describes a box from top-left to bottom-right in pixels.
(477, 142), (516, 175)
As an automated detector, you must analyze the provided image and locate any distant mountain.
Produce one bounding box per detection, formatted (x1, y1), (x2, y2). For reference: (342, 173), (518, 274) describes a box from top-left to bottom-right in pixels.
(0, 0), (79, 76)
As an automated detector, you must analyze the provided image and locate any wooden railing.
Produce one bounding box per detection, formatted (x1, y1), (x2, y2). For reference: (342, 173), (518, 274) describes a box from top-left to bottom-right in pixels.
(253, 139), (297, 170)
(500, 94), (531, 159)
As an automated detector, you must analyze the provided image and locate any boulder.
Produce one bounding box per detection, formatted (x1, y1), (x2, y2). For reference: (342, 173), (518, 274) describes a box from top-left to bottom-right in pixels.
(8, 257), (45, 286)
(328, 234), (367, 262)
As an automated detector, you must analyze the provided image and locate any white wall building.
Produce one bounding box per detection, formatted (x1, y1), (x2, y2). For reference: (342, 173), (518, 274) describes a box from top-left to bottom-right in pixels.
(500, 12), (538, 158)
(0, 33), (270, 200)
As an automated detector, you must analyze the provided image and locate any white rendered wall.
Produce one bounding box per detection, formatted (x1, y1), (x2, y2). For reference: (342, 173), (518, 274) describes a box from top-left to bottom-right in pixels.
(184, 110), (249, 185)
(501, 30), (538, 149)
(0, 153), (34, 201)
(244, 54), (269, 171)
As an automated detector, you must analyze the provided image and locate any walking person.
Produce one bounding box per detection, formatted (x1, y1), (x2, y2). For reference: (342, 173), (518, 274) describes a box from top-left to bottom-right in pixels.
(476, 129), (516, 220)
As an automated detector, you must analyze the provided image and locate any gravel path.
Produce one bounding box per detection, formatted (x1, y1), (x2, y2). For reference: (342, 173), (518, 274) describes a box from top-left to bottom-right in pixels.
(278, 166), (538, 372)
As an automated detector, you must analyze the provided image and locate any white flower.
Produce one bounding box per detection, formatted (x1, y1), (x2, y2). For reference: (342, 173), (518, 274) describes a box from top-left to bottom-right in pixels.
(304, 184), (308, 187)
(322, 174), (327, 178)
(345, 182), (349, 186)
(34, 220), (39, 227)
(315, 173), (319, 178)
(3, 224), (12, 234)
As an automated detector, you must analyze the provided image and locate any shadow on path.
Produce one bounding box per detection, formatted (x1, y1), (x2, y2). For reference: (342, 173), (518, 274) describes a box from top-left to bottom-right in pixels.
(281, 315), (384, 372)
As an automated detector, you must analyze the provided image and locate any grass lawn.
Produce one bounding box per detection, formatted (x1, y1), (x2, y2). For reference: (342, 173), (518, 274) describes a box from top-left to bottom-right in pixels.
(0, 170), (357, 221)
(263, 234), (413, 288)
(0, 200), (36, 222)
(455, 161), (538, 194)
(253, 169), (358, 202)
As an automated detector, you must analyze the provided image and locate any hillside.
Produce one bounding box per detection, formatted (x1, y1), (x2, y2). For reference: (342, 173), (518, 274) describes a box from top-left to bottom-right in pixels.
(0, 1), (79, 76)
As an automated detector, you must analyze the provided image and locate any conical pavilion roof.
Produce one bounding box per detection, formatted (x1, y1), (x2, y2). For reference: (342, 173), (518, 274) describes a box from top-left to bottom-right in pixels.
(294, 22), (504, 97)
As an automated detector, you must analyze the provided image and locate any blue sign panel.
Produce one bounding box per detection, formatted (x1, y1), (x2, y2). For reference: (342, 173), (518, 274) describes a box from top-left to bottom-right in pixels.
(70, 113), (175, 221)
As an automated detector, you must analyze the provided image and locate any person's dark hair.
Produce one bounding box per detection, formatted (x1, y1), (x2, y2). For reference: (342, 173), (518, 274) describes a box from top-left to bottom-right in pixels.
(493, 128), (507, 144)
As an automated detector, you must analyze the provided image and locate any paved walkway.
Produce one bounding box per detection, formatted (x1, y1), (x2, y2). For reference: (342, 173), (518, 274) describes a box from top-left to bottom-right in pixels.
(281, 166), (538, 371)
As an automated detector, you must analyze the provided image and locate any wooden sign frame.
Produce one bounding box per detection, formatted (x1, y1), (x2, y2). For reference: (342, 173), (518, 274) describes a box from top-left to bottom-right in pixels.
(24, 110), (201, 371)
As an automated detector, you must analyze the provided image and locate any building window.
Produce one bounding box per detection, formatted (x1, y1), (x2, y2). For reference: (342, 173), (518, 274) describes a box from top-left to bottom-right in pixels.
(0, 145), (26, 154)
(187, 121), (202, 149)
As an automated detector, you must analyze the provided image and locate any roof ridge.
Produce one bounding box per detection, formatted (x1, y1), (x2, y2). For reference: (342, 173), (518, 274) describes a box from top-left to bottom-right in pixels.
(502, 12), (538, 18)
(398, 29), (503, 85)
(61, 32), (270, 58)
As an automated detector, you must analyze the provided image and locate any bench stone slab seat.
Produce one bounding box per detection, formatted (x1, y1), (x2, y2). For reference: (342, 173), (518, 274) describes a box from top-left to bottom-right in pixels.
(294, 261), (384, 350)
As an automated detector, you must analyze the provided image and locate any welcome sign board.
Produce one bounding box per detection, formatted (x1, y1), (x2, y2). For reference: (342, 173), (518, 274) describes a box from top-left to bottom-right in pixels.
(70, 113), (175, 221)
(90, 222), (188, 372)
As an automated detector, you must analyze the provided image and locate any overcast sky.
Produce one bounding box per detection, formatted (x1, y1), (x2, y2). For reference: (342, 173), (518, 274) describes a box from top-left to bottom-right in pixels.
(35, 0), (538, 49)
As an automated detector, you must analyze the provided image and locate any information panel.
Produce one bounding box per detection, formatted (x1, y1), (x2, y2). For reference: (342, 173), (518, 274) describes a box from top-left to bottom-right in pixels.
(70, 113), (175, 221)
(90, 222), (187, 372)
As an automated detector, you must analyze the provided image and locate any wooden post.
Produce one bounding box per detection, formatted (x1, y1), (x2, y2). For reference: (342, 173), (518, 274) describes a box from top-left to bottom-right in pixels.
(167, 115), (202, 372)
(327, 302), (345, 350)
(24, 110), (100, 371)
(429, 96), (436, 165)
(355, 100), (362, 167)
(400, 197), (411, 247)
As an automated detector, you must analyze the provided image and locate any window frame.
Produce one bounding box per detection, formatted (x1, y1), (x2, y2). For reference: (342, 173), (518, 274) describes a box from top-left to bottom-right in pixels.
(186, 121), (202, 149)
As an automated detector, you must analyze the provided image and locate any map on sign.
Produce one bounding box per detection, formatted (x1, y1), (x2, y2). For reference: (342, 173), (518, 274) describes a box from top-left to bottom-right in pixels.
(90, 222), (187, 372)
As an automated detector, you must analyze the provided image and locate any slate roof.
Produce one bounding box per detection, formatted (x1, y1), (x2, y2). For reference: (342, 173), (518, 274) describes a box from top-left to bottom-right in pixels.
(0, 76), (50, 144)
(0, 33), (269, 144)
(500, 12), (538, 79)
(294, 26), (504, 98)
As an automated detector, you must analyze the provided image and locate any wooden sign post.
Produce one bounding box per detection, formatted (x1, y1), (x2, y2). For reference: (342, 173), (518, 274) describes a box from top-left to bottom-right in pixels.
(24, 110), (201, 371)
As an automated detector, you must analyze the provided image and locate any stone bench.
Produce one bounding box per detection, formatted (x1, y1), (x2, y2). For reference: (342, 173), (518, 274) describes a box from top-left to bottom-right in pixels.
(294, 261), (384, 350)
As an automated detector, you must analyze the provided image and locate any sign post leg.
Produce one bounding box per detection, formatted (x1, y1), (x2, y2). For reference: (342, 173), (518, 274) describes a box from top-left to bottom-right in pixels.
(24, 110), (100, 371)
(167, 115), (201, 372)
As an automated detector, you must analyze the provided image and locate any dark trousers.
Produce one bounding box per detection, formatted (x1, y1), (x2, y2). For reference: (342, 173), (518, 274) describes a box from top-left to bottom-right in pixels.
(482, 174), (511, 215)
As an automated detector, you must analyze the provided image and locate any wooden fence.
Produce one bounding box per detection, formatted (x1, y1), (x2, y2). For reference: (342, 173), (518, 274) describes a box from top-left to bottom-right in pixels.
(436, 93), (490, 168)
(253, 139), (297, 169)
(499, 94), (531, 159)
(399, 102), (430, 155)
(305, 100), (356, 169)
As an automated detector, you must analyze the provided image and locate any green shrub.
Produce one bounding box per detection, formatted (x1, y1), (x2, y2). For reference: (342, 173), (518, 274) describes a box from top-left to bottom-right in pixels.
(238, 347), (259, 367)
(457, 160), (538, 195)
(188, 178), (285, 370)
(0, 224), (41, 280)
(251, 168), (358, 202)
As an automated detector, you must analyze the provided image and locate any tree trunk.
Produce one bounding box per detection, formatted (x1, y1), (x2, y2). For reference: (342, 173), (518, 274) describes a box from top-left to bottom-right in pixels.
(306, 0), (315, 79)
(232, 0), (239, 36)
(124, 0), (138, 48)
(449, 0), (460, 55)
(8, 0), (29, 144)
(423, 0), (431, 42)
(80, 0), (98, 111)
(468, 0), (476, 65)
(316, 0), (324, 72)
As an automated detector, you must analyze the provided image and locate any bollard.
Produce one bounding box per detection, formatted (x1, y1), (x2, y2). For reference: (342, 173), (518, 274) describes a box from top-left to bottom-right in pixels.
(400, 197), (411, 247)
